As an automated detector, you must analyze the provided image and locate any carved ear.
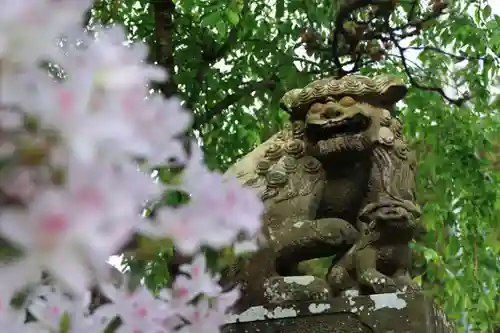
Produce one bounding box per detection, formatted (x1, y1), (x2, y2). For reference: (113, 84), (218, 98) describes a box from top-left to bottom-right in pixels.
(279, 88), (302, 114)
(379, 84), (408, 106)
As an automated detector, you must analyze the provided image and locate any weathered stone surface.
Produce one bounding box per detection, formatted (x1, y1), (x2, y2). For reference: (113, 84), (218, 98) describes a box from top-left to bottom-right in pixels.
(223, 292), (454, 333)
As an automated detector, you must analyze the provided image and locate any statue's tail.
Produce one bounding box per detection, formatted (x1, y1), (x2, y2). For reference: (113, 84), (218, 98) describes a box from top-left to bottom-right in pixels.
(273, 218), (359, 276)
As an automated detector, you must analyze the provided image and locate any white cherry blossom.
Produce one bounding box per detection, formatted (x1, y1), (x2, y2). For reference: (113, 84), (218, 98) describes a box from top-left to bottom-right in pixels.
(179, 255), (223, 297)
(61, 24), (166, 92)
(0, 0), (92, 66)
(177, 299), (226, 333)
(29, 285), (110, 333)
(0, 187), (135, 295)
(98, 282), (172, 333)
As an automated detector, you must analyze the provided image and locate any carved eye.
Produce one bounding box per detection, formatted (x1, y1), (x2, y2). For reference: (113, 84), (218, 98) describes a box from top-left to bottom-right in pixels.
(309, 102), (324, 114)
(339, 96), (356, 107)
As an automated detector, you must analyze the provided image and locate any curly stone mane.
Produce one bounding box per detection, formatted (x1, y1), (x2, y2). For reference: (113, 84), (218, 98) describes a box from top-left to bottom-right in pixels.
(373, 118), (417, 202)
(244, 120), (321, 202)
(280, 74), (408, 118)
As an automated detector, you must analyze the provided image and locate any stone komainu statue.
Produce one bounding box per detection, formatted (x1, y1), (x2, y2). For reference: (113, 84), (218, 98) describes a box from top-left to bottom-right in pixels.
(221, 74), (423, 311)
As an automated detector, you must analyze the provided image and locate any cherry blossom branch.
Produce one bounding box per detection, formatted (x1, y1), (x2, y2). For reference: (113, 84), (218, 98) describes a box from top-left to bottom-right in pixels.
(0, 2), (263, 332)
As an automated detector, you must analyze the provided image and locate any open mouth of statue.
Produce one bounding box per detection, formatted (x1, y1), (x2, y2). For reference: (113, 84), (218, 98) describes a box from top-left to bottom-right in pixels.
(307, 114), (371, 141)
(322, 114), (370, 134)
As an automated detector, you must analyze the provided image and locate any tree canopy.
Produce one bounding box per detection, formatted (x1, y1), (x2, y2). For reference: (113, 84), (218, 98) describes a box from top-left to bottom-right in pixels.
(90, 0), (500, 331)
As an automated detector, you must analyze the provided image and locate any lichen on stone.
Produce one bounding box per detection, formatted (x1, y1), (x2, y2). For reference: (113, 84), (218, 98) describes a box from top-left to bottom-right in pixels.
(236, 305), (268, 322)
(283, 276), (315, 286)
(369, 293), (407, 311)
(308, 303), (331, 314)
(267, 306), (298, 319)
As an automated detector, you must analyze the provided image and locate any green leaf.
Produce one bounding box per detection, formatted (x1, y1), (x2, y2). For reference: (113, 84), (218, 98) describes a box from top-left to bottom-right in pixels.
(200, 11), (221, 27)
(58, 313), (71, 333)
(215, 19), (227, 36)
(180, 0), (195, 10)
(483, 5), (492, 19)
(423, 248), (439, 262)
(486, 19), (497, 31)
(226, 9), (240, 25)
(276, 0), (284, 19)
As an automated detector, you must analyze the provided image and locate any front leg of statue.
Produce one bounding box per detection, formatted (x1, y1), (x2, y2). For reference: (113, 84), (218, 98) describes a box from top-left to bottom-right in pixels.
(263, 216), (359, 304)
(326, 260), (358, 297)
(390, 245), (421, 293)
(355, 243), (398, 294)
(273, 217), (359, 276)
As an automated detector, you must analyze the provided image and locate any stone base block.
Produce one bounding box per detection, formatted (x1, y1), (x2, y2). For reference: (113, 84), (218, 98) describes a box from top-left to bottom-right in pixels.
(224, 292), (454, 333)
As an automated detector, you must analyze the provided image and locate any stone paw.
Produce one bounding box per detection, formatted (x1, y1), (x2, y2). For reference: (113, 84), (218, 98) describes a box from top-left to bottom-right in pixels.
(360, 270), (397, 294)
(371, 278), (398, 294)
(327, 265), (357, 297)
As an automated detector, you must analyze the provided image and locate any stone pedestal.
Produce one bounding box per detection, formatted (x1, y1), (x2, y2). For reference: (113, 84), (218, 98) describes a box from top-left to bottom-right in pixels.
(223, 292), (454, 333)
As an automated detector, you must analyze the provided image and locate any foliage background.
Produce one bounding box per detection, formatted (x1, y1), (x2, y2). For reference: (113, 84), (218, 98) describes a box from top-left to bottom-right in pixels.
(90, 0), (500, 331)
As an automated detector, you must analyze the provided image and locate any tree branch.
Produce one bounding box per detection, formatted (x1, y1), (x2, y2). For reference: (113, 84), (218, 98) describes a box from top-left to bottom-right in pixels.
(83, 8), (92, 29)
(185, 29), (239, 111)
(408, 0), (419, 20)
(297, 0), (474, 106)
(151, 0), (177, 98)
(389, 32), (469, 106)
(184, 0), (250, 111)
(314, 0), (449, 77)
(404, 46), (495, 61)
(329, 0), (375, 76)
(192, 78), (278, 130)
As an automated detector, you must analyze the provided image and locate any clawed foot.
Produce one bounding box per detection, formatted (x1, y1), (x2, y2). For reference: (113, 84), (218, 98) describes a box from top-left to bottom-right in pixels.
(359, 269), (398, 294)
(327, 265), (356, 297)
(392, 269), (422, 293)
(398, 283), (421, 293)
(263, 276), (331, 304)
(394, 277), (421, 293)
